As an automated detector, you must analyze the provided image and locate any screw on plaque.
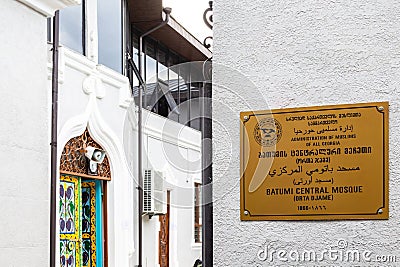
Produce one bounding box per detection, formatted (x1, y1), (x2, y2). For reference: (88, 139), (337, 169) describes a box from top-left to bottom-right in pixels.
(244, 210), (249, 215)
(378, 106), (384, 111)
(378, 208), (383, 214)
(243, 115), (249, 122)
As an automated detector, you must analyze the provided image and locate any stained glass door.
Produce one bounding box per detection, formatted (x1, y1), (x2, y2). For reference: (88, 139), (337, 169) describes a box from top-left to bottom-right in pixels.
(60, 175), (103, 267)
(60, 175), (81, 267)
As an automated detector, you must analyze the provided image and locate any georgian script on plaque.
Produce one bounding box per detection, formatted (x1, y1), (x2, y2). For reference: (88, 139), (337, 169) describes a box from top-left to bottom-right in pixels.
(240, 102), (389, 220)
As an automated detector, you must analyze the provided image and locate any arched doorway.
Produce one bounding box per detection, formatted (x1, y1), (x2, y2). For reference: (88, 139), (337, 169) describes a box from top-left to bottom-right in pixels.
(59, 128), (111, 267)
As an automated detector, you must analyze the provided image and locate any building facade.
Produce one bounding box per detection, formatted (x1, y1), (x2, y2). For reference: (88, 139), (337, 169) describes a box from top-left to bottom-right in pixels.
(1, 0), (211, 266)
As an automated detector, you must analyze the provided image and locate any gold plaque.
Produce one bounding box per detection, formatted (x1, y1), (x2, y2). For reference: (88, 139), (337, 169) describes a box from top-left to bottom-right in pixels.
(240, 102), (389, 220)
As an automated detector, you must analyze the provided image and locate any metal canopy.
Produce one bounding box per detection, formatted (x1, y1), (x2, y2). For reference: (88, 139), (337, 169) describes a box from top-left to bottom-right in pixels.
(127, 0), (212, 61)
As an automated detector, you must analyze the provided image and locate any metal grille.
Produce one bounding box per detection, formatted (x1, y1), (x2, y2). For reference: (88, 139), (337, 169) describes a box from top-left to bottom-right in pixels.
(60, 128), (111, 180)
(143, 169), (152, 213)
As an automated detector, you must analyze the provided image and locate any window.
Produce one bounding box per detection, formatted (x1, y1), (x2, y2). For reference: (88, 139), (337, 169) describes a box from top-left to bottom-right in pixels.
(59, 2), (85, 54)
(98, 0), (122, 72)
(194, 183), (202, 243)
(158, 49), (169, 82)
(129, 30), (204, 130)
(145, 42), (157, 82)
(128, 35), (140, 89)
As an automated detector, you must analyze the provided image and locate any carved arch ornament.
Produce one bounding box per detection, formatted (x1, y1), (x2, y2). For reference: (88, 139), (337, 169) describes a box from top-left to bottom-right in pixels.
(60, 128), (112, 180)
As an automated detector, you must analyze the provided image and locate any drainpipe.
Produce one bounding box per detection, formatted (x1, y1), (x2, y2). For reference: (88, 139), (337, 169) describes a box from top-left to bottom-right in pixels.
(50, 10), (60, 267)
(137, 7), (171, 267)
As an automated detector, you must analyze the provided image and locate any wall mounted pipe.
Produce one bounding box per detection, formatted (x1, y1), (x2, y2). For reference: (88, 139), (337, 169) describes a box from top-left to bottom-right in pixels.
(50, 10), (60, 267)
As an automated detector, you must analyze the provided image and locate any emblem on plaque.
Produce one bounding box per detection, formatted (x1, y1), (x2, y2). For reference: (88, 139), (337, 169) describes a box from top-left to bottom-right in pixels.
(253, 118), (282, 147)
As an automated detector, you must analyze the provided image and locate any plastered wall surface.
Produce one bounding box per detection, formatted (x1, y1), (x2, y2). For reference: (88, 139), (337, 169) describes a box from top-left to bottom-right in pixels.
(0, 1), (49, 265)
(213, 0), (400, 266)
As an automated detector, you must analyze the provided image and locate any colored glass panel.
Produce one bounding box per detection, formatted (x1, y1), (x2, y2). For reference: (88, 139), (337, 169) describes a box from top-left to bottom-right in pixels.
(95, 181), (103, 267)
(60, 181), (76, 234)
(82, 181), (96, 267)
(60, 240), (66, 267)
(82, 238), (91, 266)
(81, 186), (91, 234)
(61, 239), (78, 267)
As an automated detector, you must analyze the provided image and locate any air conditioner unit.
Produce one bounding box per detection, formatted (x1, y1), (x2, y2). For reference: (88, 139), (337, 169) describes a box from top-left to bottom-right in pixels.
(143, 169), (167, 216)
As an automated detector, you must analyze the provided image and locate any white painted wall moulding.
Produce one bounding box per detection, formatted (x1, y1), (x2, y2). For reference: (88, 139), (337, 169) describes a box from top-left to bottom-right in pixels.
(47, 45), (133, 109)
(17, 0), (81, 17)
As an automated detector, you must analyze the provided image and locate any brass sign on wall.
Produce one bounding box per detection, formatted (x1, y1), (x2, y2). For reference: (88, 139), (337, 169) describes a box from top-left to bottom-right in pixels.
(240, 102), (389, 220)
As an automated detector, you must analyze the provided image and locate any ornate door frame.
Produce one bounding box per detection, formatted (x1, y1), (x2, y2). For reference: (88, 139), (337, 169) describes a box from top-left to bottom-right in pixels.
(60, 129), (111, 267)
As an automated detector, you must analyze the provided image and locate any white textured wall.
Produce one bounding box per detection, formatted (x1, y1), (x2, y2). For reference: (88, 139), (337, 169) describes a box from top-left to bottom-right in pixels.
(140, 111), (202, 267)
(213, 0), (400, 266)
(0, 0), (49, 266)
(57, 49), (136, 267)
